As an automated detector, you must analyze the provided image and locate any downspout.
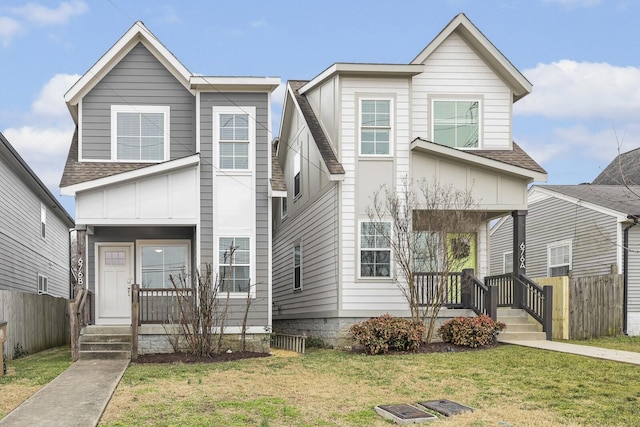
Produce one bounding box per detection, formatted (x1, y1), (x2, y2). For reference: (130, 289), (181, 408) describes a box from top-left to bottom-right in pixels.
(623, 215), (638, 335)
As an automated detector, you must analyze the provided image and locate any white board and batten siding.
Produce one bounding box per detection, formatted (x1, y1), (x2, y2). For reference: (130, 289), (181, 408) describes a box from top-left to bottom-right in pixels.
(305, 77), (339, 152)
(412, 32), (513, 149)
(75, 166), (199, 225)
(340, 77), (412, 314)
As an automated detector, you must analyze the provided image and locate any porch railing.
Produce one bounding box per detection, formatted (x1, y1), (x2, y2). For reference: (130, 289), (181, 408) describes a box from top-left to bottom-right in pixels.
(415, 272), (464, 308)
(485, 273), (514, 307)
(514, 274), (553, 340)
(462, 270), (497, 319)
(136, 286), (196, 324)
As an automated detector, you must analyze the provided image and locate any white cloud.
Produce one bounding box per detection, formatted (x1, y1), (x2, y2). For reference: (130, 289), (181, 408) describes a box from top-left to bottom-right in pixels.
(2, 73), (77, 192)
(11, 1), (88, 26)
(0, 16), (22, 47)
(516, 60), (640, 122)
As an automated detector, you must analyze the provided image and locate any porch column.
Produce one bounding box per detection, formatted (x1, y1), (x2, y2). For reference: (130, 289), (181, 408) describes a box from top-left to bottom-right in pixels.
(512, 210), (527, 308)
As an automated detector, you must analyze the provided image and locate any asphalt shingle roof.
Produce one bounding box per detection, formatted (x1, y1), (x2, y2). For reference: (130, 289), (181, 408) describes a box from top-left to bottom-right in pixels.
(592, 147), (640, 185)
(271, 139), (287, 192)
(537, 184), (640, 216)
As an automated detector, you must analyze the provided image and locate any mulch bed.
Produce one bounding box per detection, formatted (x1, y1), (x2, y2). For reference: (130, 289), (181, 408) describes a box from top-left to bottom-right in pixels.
(134, 342), (501, 364)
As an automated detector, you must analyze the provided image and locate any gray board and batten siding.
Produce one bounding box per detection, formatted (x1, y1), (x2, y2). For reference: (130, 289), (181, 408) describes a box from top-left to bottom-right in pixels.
(491, 196), (618, 278)
(273, 186), (340, 319)
(199, 92), (271, 326)
(80, 43), (195, 160)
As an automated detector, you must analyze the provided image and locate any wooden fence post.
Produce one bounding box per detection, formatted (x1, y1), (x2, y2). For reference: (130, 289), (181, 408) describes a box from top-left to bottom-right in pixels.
(131, 284), (139, 360)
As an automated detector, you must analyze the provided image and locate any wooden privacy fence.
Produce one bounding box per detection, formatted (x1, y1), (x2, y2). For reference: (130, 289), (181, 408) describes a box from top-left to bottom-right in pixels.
(0, 290), (70, 361)
(536, 274), (623, 340)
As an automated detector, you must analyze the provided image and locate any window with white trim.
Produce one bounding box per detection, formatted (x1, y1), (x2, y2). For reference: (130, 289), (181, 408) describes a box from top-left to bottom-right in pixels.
(360, 99), (391, 155)
(360, 221), (391, 277)
(40, 204), (46, 239)
(139, 241), (189, 288)
(432, 99), (480, 148)
(219, 237), (251, 293)
(219, 113), (249, 169)
(38, 273), (48, 294)
(547, 240), (571, 277)
(281, 197), (288, 219)
(503, 252), (513, 274)
(293, 243), (302, 291)
(111, 105), (170, 161)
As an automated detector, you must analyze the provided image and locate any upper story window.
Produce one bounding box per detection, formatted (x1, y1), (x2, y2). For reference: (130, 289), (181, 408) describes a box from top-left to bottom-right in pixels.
(293, 151), (301, 198)
(360, 99), (391, 155)
(111, 105), (170, 162)
(432, 100), (480, 148)
(40, 204), (46, 239)
(360, 221), (391, 278)
(548, 240), (571, 277)
(214, 106), (255, 171)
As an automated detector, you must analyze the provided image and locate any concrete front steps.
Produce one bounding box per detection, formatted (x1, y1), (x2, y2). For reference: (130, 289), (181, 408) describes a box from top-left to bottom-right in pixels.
(79, 325), (132, 360)
(497, 308), (547, 341)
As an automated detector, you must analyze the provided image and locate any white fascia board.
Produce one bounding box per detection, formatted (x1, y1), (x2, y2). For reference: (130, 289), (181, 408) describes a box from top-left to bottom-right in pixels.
(190, 76), (280, 92)
(75, 218), (197, 226)
(271, 190), (287, 198)
(65, 21), (192, 106)
(298, 63), (424, 95)
(410, 14), (531, 101)
(410, 139), (547, 182)
(60, 154), (200, 196)
(329, 174), (345, 181)
(528, 186), (628, 221)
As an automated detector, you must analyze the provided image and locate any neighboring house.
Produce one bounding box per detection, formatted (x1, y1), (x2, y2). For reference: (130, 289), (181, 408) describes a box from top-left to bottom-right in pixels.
(0, 132), (75, 298)
(272, 14), (547, 345)
(59, 22), (279, 350)
(491, 150), (640, 336)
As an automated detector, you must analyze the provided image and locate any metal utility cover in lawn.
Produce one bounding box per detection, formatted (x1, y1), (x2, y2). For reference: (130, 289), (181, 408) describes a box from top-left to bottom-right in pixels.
(417, 400), (474, 417)
(375, 404), (437, 424)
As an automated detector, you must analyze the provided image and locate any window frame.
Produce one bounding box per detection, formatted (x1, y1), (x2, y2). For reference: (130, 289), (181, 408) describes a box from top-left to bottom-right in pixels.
(281, 197), (288, 220)
(293, 242), (302, 291)
(38, 273), (48, 295)
(503, 251), (513, 274)
(359, 98), (393, 157)
(547, 240), (572, 277)
(111, 105), (170, 162)
(40, 204), (46, 239)
(430, 98), (482, 149)
(136, 240), (191, 289)
(293, 149), (301, 198)
(218, 236), (253, 296)
(213, 106), (256, 172)
(358, 220), (392, 279)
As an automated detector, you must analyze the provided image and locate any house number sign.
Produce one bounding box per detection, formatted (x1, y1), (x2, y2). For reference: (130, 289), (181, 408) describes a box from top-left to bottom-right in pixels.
(519, 242), (526, 269)
(77, 258), (84, 287)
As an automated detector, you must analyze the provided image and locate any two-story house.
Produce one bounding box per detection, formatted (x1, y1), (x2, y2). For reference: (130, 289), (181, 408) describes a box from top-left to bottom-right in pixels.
(272, 14), (547, 346)
(1, 132), (74, 298)
(59, 22), (279, 352)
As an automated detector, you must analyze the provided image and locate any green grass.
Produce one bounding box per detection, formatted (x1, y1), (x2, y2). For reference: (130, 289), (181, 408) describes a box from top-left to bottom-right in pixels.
(101, 341), (640, 426)
(0, 346), (72, 386)
(567, 336), (640, 353)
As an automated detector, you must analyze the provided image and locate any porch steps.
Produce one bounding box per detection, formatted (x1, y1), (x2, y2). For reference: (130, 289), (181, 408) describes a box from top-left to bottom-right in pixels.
(79, 325), (132, 360)
(497, 309), (547, 341)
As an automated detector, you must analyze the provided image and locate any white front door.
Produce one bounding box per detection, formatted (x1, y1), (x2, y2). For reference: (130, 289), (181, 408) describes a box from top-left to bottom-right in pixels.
(97, 245), (132, 325)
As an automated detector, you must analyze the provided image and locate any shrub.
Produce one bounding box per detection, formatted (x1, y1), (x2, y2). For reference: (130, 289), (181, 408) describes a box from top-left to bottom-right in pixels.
(438, 315), (506, 348)
(349, 314), (425, 355)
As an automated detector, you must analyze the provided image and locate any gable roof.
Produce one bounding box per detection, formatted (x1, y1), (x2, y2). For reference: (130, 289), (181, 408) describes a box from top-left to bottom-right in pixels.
(535, 184), (640, 218)
(592, 147), (640, 185)
(271, 139), (287, 194)
(64, 21), (191, 122)
(1, 132), (74, 226)
(411, 13), (532, 102)
(411, 137), (547, 181)
(288, 80), (345, 177)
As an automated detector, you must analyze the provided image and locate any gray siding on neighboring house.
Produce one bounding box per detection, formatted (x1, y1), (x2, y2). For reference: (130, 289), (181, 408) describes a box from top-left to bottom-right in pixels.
(81, 43), (195, 160)
(507, 197), (618, 278)
(489, 216), (513, 276)
(627, 227), (640, 312)
(199, 92), (270, 326)
(273, 186), (340, 318)
(0, 151), (72, 298)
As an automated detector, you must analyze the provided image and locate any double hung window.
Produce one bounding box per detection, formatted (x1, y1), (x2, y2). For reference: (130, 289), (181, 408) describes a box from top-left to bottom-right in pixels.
(360, 99), (391, 155)
(360, 221), (391, 277)
(219, 114), (249, 169)
(548, 241), (571, 277)
(219, 237), (251, 293)
(112, 106), (169, 161)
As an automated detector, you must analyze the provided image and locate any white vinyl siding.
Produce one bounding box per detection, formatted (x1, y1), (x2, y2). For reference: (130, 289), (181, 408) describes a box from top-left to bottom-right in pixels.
(111, 105), (170, 162)
(360, 99), (392, 155)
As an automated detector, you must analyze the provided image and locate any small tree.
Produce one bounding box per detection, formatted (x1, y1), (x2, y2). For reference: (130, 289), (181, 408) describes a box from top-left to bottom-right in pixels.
(368, 177), (485, 343)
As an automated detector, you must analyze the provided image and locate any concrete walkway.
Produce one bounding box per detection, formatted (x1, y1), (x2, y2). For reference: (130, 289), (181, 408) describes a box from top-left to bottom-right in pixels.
(499, 339), (640, 365)
(0, 359), (129, 427)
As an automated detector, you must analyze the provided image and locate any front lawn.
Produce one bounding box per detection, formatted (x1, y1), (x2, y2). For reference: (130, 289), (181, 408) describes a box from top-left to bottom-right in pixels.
(566, 336), (640, 353)
(100, 344), (640, 426)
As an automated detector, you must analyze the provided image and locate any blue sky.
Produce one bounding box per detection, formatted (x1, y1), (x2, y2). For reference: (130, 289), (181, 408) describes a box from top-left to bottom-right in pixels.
(1, 0), (639, 217)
